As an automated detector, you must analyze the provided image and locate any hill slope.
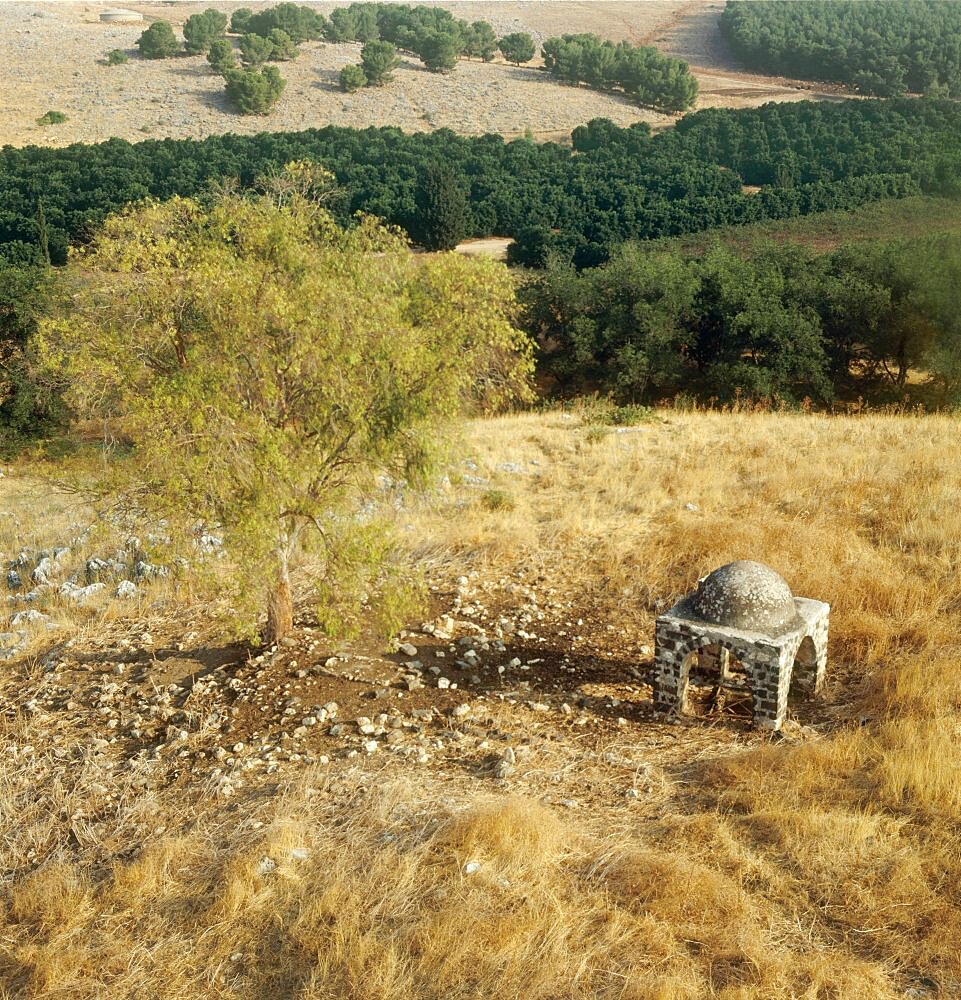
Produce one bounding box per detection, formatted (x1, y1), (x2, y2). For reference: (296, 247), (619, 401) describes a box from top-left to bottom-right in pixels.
(2, 407), (959, 998)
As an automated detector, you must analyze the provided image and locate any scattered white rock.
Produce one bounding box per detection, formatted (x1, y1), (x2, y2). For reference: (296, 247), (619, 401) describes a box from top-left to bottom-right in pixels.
(11, 609), (47, 627)
(59, 581), (106, 602)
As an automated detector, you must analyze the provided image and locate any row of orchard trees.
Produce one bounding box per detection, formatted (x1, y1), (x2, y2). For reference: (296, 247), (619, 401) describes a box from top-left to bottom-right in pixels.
(2, 100), (961, 267)
(542, 34), (698, 113)
(721, 0), (961, 98)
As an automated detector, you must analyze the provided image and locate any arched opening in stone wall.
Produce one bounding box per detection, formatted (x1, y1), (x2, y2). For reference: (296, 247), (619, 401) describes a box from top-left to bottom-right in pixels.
(679, 642), (754, 719)
(789, 635), (819, 702)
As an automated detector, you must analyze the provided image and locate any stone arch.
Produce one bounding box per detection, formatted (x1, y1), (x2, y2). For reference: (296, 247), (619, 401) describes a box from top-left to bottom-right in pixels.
(675, 637), (754, 718)
(790, 635), (819, 699)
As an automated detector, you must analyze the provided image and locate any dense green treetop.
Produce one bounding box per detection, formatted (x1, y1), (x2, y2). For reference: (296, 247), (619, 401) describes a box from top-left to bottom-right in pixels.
(542, 34), (698, 112)
(497, 32), (536, 65)
(224, 65), (287, 114)
(721, 0), (961, 97)
(522, 232), (961, 407)
(1, 99), (960, 268)
(183, 8), (228, 55)
(245, 3), (326, 43)
(360, 40), (401, 85)
(137, 21), (180, 59)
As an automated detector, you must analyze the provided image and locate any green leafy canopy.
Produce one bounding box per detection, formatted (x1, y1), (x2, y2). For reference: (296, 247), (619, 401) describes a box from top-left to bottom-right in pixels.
(36, 167), (533, 638)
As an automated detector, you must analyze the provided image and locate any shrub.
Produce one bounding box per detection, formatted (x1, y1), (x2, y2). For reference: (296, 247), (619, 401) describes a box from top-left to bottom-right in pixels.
(239, 32), (274, 66)
(137, 21), (180, 59)
(224, 65), (286, 114)
(581, 398), (654, 427)
(498, 32), (536, 65)
(480, 488), (515, 512)
(35, 111), (67, 126)
(229, 7), (253, 34)
(267, 28), (299, 61)
(339, 64), (367, 92)
(183, 8), (228, 54)
(360, 40), (400, 85)
(207, 38), (236, 73)
(105, 48), (129, 66)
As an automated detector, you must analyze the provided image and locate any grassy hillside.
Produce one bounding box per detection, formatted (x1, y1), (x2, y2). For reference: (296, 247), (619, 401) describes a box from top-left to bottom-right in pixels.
(645, 194), (961, 255)
(1, 407), (959, 998)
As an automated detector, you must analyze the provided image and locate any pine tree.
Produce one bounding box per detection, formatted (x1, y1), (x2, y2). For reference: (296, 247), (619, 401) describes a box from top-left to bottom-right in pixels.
(413, 165), (470, 251)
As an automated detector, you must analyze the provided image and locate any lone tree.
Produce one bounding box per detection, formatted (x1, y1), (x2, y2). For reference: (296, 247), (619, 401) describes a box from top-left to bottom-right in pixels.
(412, 163), (471, 251)
(37, 168), (532, 643)
(360, 39), (400, 85)
(224, 65), (286, 113)
(339, 64), (367, 91)
(267, 28), (299, 60)
(137, 21), (180, 59)
(183, 8), (228, 54)
(499, 32), (536, 65)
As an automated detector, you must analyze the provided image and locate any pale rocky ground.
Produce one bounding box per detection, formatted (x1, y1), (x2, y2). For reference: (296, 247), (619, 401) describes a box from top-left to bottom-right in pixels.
(0, 1), (839, 149)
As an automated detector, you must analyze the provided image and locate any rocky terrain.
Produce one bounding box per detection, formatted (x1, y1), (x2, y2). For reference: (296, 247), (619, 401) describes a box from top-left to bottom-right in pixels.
(0, 1), (839, 149)
(1, 407), (958, 998)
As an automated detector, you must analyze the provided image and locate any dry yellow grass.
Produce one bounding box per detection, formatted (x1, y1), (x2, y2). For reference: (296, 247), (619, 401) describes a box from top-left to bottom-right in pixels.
(1, 406), (960, 999)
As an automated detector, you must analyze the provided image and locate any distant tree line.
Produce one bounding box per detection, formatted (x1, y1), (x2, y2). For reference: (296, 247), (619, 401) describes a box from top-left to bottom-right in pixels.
(1, 100), (960, 268)
(523, 235), (961, 407)
(721, 0), (961, 97)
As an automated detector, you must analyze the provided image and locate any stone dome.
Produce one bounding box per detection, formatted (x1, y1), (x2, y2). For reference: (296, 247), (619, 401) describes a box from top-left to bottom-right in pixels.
(689, 560), (799, 633)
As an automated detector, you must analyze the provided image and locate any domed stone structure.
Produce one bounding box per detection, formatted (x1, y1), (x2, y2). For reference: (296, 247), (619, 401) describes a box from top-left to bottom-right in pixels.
(653, 561), (829, 730)
(689, 560), (801, 634)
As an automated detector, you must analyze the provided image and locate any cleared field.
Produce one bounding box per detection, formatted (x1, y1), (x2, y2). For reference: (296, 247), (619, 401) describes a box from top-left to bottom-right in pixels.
(0, 1), (834, 148)
(1, 407), (960, 998)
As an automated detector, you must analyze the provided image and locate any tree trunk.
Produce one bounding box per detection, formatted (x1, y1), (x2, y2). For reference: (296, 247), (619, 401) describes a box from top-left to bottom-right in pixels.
(265, 569), (293, 645)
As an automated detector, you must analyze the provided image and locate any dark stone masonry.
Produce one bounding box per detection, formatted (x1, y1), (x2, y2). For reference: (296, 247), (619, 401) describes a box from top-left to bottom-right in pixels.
(654, 561), (829, 730)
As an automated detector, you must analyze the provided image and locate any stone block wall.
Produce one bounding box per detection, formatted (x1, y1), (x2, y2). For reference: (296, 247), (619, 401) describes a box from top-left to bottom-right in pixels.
(653, 600), (829, 729)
